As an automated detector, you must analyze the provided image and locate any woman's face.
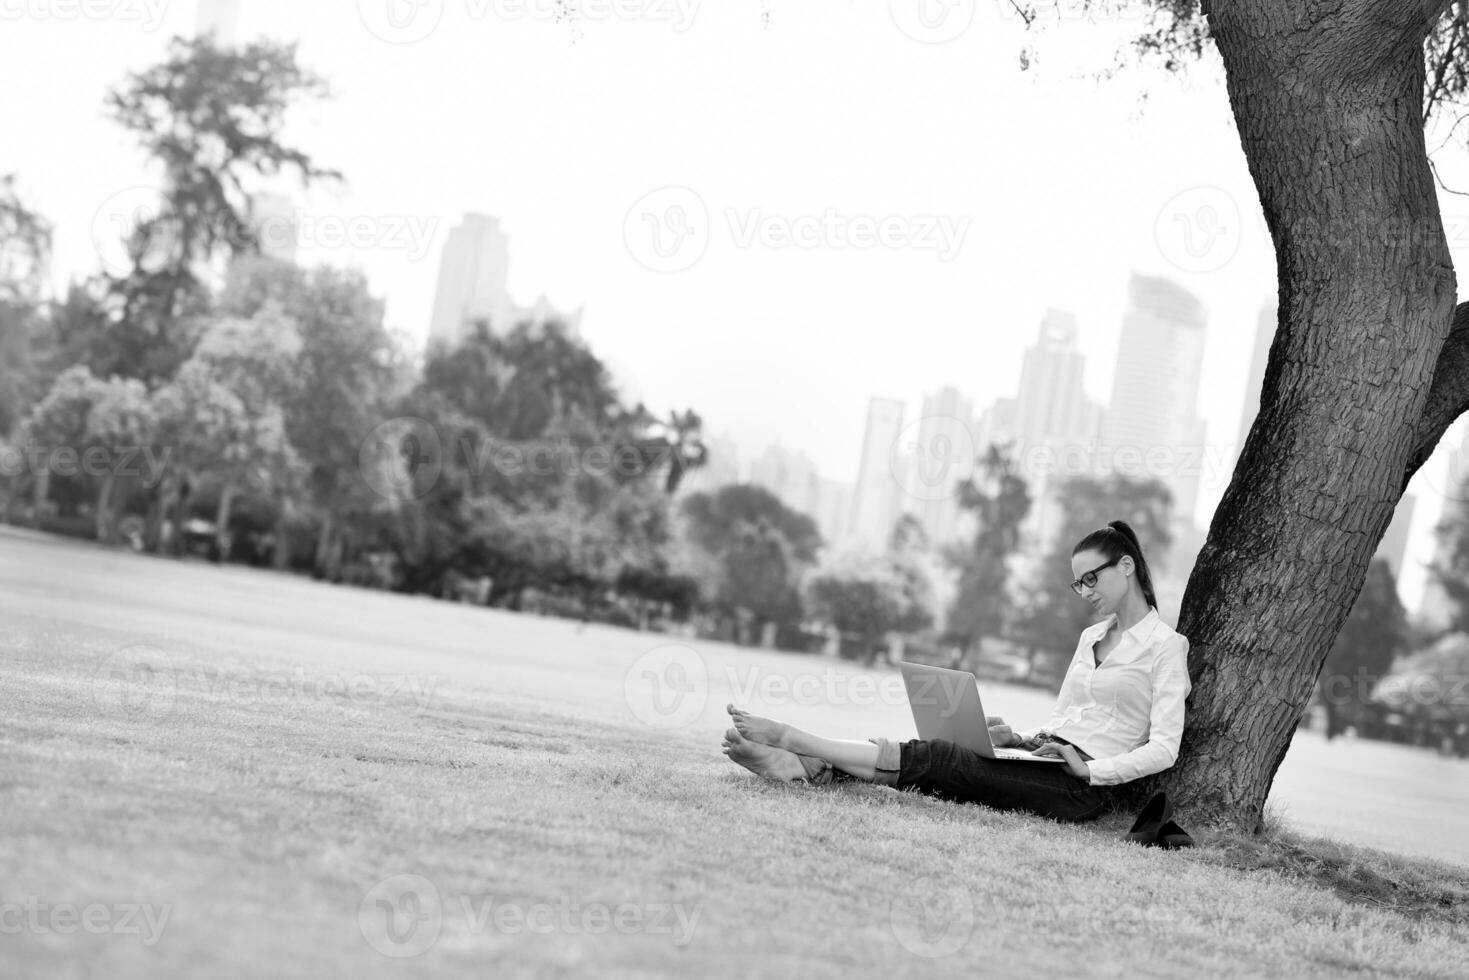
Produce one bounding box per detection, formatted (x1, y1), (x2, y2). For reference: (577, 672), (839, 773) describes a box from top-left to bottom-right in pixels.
(1071, 548), (1130, 617)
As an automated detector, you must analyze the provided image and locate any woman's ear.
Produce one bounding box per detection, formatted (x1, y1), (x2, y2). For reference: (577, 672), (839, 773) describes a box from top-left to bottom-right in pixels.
(1119, 555), (1136, 578)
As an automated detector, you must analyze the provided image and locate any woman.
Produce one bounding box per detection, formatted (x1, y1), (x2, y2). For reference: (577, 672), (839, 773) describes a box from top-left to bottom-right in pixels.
(721, 520), (1191, 823)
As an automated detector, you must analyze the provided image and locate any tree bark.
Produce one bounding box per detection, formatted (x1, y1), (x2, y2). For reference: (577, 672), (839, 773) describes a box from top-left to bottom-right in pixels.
(1146, 0), (1460, 831)
(214, 484), (235, 562)
(95, 472), (116, 543)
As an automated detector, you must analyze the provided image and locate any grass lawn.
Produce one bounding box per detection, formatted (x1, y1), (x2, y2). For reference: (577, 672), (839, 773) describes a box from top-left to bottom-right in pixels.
(3, 527), (1468, 978)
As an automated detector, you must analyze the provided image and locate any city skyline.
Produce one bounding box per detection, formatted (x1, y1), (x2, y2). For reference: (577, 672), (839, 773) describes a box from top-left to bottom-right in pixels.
(6, 3), (1464, 613)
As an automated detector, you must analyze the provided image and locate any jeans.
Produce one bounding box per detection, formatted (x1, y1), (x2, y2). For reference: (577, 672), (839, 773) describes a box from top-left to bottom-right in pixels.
(813, 738), (1113, 823)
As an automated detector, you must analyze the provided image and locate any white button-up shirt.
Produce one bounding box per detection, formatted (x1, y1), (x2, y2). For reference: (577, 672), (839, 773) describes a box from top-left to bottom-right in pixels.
(1019, 608), (1191, 787)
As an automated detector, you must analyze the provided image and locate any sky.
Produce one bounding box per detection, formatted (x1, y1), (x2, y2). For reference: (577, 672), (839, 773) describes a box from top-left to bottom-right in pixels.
(5, 0), (1469, 612)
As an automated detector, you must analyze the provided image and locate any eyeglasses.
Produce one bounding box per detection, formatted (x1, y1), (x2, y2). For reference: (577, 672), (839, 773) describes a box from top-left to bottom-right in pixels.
(1070, 556), (1121, 595)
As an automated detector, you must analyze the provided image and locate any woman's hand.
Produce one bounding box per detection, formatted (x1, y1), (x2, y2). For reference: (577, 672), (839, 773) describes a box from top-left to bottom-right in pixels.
(986, 716), (1020, 747)
(1032, 742), (1091, 780)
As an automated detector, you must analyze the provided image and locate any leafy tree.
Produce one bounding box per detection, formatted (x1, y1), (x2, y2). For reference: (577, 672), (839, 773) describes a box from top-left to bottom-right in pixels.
(0, 176), (53, 435)
(1011, 474), (1173, 681)
(677, 484), (821, 642)
(1315, 558), (1410, 739)
(679, 484), (823, 565)
(943, 443), (1032, 656)
(807, 553), (934, 666)
(97, 35), (337, 382)
(219, 257), (400, 572)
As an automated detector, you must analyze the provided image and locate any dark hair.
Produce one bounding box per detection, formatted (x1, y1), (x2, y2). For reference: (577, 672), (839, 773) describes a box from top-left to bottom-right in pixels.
(1072, 520), (1158, 610)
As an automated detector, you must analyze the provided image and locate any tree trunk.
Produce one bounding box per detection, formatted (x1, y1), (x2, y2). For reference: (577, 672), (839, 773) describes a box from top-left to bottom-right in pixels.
(314, 510), (335, 577)
(1147, 1), (1460, 831)
(214, 484), (235, 562)
(95, 472), (116, 543)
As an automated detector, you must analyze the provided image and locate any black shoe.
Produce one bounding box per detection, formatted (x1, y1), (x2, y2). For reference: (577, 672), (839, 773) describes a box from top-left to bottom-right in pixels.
(1157, 819), (1195, 849)
(1125, 791), (1173, 845)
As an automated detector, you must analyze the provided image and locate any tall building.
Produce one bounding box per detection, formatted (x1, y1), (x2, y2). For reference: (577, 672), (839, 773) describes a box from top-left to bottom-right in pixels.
(849, 397), (906, 553)
(1236, 300), (1276, 453)
(428, 213), (582, 349)
(1376, 494), (1418, 583)
(748, 444), (820, 520)
(195, 0), (240, 43)
(676, 432), (741, 499)
(249, 192), (299, 264)
(908, 386), (975, 549)
(1009, 311), (1104, 549)
(1103, 274), (1209, 528)
(812, 477), (853, 554)
(1014, 310), (1099, 450)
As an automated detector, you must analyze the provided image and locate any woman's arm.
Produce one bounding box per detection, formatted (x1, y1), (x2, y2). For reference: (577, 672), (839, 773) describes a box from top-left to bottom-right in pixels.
(1083, 636), (1191, 787)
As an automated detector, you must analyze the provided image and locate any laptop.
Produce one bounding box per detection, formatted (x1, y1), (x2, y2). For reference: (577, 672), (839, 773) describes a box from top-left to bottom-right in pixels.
(898, 661), (1065, 763)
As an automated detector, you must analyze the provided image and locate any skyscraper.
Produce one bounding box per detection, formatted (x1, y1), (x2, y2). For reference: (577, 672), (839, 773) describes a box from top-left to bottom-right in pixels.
(1104, 274), (1209, 527)
(909, 386), (974, 549)
(849, 397), (906, 553)
(428, 214), (582, 349)
(429, 214), (512, 348)
(748, 444), (820, 520)
(1236, 300), (1276, 452)
(1014, 310), (1099, 450)
(249, 192), (299, 264)
(195, 0), (240, 43)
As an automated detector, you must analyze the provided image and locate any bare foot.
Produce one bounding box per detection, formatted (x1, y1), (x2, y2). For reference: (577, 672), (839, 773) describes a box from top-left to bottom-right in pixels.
(722, 728), (808, 783)
(726, 703), (792, 750)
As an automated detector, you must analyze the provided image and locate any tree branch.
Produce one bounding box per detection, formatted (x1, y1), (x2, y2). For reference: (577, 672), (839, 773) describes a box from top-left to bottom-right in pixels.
(1404, 301), (1469, 490)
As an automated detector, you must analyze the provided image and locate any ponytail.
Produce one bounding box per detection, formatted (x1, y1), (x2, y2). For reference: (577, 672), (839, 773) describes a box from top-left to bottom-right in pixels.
(1073, 519), (1159, 610)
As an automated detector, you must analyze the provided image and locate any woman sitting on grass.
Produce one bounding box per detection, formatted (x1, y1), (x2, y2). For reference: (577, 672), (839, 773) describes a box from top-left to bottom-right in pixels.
(721, 520), (1191, 823)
